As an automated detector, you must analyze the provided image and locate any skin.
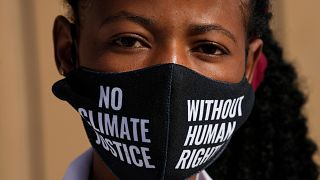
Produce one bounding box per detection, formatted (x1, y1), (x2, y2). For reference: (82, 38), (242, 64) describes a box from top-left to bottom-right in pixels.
(53, 0), (263, 179)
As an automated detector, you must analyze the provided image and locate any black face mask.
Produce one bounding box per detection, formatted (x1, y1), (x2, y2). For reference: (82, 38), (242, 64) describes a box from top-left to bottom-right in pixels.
(52, 63), (254, 180)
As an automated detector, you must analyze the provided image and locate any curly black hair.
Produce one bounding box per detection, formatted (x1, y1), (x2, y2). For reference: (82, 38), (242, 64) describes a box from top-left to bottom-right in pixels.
(63, 0), (319, 179)
(206, 1), (320, 179)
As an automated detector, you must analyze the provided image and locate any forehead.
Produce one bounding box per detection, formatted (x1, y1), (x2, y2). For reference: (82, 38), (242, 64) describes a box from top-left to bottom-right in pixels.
(91, 0), (244, 14)
(83, 0), (245, 24)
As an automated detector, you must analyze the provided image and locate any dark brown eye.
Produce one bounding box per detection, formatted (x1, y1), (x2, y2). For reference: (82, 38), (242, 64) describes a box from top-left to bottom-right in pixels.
(192, 43), (227, 56)
(112, 36), (149, 48)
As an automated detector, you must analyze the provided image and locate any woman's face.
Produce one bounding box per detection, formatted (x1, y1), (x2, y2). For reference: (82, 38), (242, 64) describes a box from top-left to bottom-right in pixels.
(54, 0), (262, 83)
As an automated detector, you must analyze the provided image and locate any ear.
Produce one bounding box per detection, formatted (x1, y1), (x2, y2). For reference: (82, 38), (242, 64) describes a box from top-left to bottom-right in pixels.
(53, 15), (76, 76)
(245, 38), (263, 84)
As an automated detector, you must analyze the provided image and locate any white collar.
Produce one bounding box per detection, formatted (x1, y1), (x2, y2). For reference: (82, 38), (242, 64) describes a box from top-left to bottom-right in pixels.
(63, 148), (94, 180)
(63, 148), (213, 180)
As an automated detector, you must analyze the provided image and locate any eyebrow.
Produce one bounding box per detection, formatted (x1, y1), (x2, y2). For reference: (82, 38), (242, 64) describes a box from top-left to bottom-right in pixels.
(100, 11), (237, 43)
(100, 11), (155, 28)
(189, 24), (237, 43)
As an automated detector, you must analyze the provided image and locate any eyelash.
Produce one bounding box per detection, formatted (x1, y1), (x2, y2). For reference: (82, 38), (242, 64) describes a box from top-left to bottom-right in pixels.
(191, 42), (229, 56)
(109, 35), (229, 56)
(110, 34), (151, 49)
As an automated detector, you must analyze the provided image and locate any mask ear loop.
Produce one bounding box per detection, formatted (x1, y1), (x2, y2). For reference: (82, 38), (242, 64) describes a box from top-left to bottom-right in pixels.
(70, 23), (79, 68)
(243, 47), (249, 80)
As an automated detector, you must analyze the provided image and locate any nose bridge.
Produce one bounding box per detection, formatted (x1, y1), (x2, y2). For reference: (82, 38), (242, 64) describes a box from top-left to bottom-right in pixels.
(149, 39), (190, 67)
(161, 41), (178, 64)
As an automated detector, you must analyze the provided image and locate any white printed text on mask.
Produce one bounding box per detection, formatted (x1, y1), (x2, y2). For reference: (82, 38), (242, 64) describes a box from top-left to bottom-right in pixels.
(175, 96), (244, 169)
(78, 86), (155, 169)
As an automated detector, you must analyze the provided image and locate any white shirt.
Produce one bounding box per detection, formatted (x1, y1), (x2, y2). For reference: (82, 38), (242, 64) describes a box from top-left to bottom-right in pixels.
(63, 148), (213, 180)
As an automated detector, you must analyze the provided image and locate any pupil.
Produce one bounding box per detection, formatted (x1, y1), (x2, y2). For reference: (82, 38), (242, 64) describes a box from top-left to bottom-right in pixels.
(203, 44), (216, 54)
(121, 37), (136, 47)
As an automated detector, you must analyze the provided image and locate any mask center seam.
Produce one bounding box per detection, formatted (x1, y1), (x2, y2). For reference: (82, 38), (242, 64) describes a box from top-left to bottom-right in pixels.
(161, 64), (174, 179)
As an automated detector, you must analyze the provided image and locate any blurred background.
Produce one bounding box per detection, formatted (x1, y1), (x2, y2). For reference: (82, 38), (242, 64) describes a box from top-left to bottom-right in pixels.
(0, 0), (319, 180)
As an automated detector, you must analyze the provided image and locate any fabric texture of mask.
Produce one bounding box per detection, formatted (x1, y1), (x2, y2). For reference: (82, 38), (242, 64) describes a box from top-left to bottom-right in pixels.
(52, 63), (255, 180)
